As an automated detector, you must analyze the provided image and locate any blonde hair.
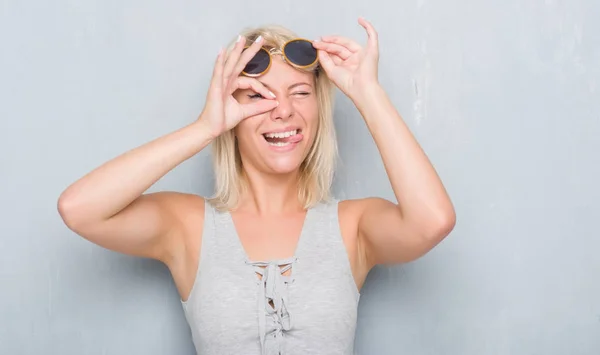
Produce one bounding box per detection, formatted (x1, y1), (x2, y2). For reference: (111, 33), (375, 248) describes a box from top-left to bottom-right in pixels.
(207, 25), (338, 212)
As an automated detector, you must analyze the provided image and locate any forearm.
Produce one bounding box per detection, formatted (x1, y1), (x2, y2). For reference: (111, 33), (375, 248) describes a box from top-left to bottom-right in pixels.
(353, 84), (453, 225)
(58, 120), (214, 224)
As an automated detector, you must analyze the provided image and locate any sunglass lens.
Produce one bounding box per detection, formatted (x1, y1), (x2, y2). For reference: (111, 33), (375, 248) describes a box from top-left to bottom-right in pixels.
(243, 48), (270, 75)
(284, 40), (317, 67)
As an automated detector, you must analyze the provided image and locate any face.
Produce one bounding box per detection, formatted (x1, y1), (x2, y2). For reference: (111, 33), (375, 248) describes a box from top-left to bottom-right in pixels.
(233, 55), (319, 176)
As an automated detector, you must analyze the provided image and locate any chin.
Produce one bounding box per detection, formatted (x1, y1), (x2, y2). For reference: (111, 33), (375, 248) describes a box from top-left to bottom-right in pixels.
(262, 157), (304, 175)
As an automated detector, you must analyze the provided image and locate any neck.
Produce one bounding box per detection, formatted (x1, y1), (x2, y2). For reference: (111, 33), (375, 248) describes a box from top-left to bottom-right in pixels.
(238, 166), (303, 215)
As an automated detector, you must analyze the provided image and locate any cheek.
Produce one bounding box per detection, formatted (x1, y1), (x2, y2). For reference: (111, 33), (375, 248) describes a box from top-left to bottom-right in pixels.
(293, 99), (319, 124)
(233, 120), (255, 144)
(234, 116), (269, 154)
(306, 110), (320, 139)
(301, 111), (319, 146)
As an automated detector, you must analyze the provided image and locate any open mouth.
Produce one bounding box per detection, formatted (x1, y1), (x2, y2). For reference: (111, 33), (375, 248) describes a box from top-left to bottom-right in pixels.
(262, 129), (303, 147)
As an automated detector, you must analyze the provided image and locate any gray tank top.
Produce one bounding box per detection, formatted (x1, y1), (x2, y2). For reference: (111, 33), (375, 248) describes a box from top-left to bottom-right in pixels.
(181, 199), (360, 355)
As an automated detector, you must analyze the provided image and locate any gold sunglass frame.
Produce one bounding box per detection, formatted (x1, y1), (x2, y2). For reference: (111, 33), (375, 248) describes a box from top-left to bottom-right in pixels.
(241, 38), (319, 77)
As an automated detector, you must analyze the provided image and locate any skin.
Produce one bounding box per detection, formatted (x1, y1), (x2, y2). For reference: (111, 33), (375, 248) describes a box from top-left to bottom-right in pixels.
(57, 18), (456, 301)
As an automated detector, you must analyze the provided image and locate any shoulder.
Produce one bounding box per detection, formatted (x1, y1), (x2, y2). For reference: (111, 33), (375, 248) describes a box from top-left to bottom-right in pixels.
(338, 197), (393, 223)
(164, 191), (205, 213)
(335, 198), (391, 285)
(337, 197), (397, 250)
(149, 192), (208, 299)
(150, 191), (206, 227)
(164, 191), (205, 232)
(147, 191), (206, 263)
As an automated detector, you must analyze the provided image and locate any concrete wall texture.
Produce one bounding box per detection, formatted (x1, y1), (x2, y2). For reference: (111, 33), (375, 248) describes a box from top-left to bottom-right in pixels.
(1, 0), (599, 354)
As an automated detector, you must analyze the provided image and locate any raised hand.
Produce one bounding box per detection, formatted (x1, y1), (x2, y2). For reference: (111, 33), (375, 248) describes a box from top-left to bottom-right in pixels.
(312, 17), (380, 101)
(198, 36), (279, 139)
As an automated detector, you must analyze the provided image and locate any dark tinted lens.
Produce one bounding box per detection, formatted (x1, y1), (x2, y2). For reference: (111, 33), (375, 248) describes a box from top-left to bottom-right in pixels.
(284, 40), (317, 67)
(243, 48), (270, 75)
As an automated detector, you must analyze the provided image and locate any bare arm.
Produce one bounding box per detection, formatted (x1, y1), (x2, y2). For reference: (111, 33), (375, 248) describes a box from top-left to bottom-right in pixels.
(57, 122), (213, 262)
(57, 35), (278, 263)
(353, 85), (456, 266)
(315, 19), (455, 267)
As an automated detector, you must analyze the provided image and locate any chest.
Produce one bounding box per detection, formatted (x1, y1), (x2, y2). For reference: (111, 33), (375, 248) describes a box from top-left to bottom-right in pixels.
(231, 211), (307, 262)
(181, 202), (361, 354)
(190, 253), (359, 354)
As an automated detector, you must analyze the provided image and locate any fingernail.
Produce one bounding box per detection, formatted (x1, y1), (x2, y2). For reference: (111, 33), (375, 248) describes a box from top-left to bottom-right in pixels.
(236, 35), (241, 43)
(269, 91), (276, 98)
(313, 38), (319, 42)
(255, 35), (263, 43)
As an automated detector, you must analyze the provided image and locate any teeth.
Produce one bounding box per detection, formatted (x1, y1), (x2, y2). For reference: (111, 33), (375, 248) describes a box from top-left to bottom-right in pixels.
(268, 141), (291, 147)
(264, 129), (298, 139)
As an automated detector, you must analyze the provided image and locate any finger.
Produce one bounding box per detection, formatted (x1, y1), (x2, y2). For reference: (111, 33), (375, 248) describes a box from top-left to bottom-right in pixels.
(318, 50), (344, 65)
(231, 76), (276, 99)
(207, 48), (225, 100)
(312, 41), (352, 60)
(331, 55), (344, 66)
(241, 99), (279, 118)
(315, 45), (345, 65)
(222, 36), (247, 87)
(229, 35), (265, 82)
(317, 49), (337, 75)
(318, 35), (361, 53)
(358, 17), (379, 52)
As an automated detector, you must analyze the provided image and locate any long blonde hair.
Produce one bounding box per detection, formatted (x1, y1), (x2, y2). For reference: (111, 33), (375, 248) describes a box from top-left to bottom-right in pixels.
(208, 25), (338, 211)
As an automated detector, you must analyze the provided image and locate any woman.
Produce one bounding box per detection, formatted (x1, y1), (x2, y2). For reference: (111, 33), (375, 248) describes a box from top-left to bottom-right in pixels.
(58, 18), (455, 355)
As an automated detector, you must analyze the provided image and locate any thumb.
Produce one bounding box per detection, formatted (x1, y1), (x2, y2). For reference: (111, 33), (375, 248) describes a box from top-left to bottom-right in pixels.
(241, 99), (279, 118)
(317, 49), (337, 75)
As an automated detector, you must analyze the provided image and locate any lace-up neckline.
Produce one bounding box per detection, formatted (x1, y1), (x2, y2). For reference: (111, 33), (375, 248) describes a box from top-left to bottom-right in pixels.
(228, 209), (312, 355)
(180, 199), (360, 355)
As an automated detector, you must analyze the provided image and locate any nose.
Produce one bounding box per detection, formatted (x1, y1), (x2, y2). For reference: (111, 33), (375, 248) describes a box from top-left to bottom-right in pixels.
(270, 94), (294, 121)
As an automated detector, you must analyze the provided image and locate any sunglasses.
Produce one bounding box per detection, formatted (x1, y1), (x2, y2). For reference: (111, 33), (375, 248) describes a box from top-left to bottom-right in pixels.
(242, 38), (319, 77)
